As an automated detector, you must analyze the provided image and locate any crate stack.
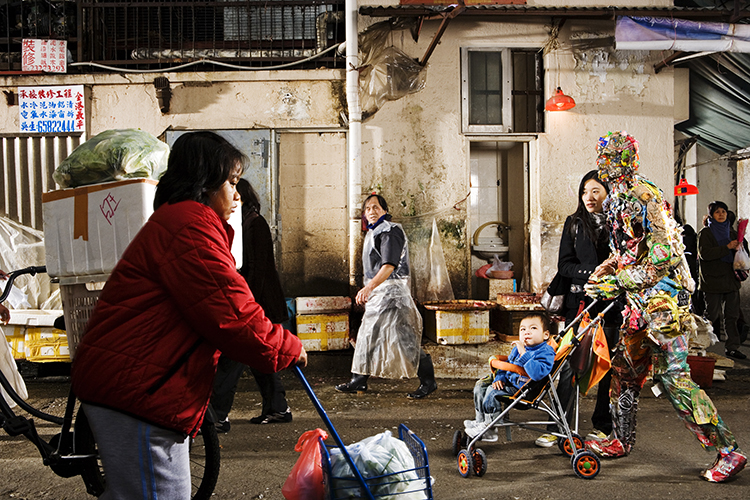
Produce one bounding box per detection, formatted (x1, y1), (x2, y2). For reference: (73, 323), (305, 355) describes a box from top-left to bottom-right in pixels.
(42, 179), (159, 358)
(295, 296), (352, 351)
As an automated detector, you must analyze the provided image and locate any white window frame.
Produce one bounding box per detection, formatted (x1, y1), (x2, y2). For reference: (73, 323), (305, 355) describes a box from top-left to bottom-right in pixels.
(461, 47), (513, 134)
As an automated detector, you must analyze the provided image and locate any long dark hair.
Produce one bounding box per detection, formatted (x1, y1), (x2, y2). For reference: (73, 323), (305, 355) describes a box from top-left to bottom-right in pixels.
(154, 132), (247, 210)
(237, 178), (260, 216)
(570, 170), (609, 242)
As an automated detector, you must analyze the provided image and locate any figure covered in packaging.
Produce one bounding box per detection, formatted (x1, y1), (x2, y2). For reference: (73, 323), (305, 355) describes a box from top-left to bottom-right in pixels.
(583, 131), (746, 483)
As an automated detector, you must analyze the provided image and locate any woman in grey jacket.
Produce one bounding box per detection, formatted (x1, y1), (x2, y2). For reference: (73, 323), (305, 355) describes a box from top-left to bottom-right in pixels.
(698, 200), (746, 360)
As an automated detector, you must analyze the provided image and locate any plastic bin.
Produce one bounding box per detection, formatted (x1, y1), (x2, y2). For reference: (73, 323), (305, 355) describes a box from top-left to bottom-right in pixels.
(60, 278), (106, 359)
(687, 355), (716, 389)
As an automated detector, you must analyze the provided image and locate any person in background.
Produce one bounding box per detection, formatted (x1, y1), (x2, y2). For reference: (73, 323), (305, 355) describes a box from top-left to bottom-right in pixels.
(584, 131), (745, 483)
(698, 201), (746, 360)
(71, 132), (306, 499)
(335, 193), (437, 399)
(211, 179), (293, 432)
(535, 170), (622, 448)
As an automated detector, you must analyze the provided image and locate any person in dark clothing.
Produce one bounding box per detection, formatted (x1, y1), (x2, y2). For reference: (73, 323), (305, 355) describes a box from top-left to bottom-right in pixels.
(211, 179), (293, 431)
(535, 169), (622, 448)
(698, 201), (746, 360)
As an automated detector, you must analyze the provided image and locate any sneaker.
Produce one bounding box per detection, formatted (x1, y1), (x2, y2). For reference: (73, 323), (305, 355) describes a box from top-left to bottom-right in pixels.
(481, 427), (499, 443)
(463, 419), (480, 428)
(725, 349), (748, 360)
(585, 437), (626, 458)
(585, 430), (608, 442)
(215, 418), (231, 434)
(702, 450), (747, 482)
(534, 434), (558, 448)
(464, 420), (484, 438)
(250, 408), (293, 425)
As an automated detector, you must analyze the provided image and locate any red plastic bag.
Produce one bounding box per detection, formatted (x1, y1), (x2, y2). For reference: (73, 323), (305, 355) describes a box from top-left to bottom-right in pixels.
(282, 428), (328, 500)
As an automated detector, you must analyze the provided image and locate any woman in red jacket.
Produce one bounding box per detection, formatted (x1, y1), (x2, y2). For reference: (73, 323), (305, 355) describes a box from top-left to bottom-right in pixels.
(71, 131), (306, 500)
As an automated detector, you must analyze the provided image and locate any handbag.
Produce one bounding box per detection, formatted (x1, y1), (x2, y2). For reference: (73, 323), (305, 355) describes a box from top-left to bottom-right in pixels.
(540, 272), (571, 314)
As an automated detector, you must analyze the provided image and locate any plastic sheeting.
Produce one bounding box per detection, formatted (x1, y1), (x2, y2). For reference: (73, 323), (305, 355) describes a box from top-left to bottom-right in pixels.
(616, 16), (750, 52)
(0, 216), (61, 310)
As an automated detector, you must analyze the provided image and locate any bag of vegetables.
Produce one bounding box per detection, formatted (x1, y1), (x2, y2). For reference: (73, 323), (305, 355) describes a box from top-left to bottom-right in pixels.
(53, 129), (169, 188)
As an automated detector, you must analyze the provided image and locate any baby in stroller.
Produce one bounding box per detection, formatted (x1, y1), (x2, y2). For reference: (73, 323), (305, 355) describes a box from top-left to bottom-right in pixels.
(464, 312), (555, 442)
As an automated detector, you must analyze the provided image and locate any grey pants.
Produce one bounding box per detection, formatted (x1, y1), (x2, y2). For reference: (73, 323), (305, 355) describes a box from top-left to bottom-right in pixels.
(82, 403), (191, 500)
(704, 291), (741, 351)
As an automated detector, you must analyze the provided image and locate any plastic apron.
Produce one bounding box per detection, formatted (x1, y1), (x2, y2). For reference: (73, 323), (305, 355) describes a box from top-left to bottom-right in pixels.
(351, 222), (422, 379)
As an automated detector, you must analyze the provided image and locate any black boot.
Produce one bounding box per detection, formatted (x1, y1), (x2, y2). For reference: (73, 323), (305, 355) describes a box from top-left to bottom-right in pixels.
(407, 352), (437, 399)
(335, 374), (369, 394)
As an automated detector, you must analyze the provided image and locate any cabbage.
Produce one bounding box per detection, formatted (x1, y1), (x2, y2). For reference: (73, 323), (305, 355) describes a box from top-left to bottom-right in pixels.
(53, 129), (169, 188)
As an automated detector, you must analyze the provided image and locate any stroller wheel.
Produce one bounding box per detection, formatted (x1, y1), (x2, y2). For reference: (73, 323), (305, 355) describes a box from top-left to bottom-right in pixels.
(572, 450), (600, 479)
(472, 448), (488, 477)
(558, 433), (584, 457)
(457, 449), (472, 478)
(452, 430), (465, 456)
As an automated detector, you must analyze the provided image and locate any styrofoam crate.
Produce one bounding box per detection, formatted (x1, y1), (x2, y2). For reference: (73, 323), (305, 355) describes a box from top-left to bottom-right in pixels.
(296, 313), (349, 351)
(1, 309), (65, 360)
(24, 327), (70, 362)
(424, 309), (490, 345)
(42, 179), (157, 277)
(295, 296), (351, 314)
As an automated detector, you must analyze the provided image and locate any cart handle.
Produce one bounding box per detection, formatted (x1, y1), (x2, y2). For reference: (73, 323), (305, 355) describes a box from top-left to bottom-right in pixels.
(293, 366), (375, 500)
(0, 266), (47, 303)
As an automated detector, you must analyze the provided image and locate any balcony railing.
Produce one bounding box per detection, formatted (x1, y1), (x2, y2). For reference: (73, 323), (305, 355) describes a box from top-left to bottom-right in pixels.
(1, 0), (346, 72)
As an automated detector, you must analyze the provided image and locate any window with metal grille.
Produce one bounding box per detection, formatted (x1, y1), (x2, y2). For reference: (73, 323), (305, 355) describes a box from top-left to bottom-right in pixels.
(462, 47), (544, 134)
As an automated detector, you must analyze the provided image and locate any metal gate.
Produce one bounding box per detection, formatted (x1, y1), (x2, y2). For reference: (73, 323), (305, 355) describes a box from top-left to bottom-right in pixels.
(1, 134), (82, 230)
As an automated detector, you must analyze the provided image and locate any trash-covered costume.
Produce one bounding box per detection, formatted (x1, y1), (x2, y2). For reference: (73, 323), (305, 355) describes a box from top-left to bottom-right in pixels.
(351, 219), (422, 379)
(584, 132), (745, 482)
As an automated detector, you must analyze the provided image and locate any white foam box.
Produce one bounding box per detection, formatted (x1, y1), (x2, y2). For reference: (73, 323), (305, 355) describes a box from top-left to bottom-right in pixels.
(296, 313), (349, 351)
(423, 309), (490, 345)
(1, 309), (67, 362)
(42, 178), (158, 277)
(295, 296), (352, 314)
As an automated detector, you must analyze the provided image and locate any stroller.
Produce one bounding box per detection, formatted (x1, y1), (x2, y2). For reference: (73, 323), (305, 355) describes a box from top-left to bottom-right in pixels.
(452, 299), (619, 480)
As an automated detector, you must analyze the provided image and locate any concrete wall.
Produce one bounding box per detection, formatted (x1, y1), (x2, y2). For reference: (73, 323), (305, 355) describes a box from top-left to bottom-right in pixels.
(359, 17), (677, 296)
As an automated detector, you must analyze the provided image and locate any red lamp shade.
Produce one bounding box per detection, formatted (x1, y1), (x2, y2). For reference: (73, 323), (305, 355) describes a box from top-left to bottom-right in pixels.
(674, 178), (699, 196)
(545, 87), (576, 111)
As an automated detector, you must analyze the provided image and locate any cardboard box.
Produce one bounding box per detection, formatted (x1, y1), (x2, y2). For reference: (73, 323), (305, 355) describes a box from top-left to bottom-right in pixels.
(42, 179), (158, 277)
(424, 309), (490, 345)
(295, 296), (351, 314)
(296, 313), (349, 351)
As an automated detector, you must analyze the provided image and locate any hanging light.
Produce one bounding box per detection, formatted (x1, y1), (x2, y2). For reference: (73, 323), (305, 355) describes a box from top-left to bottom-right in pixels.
(674, 178), (699, 196)
(545, 87), (576, 111)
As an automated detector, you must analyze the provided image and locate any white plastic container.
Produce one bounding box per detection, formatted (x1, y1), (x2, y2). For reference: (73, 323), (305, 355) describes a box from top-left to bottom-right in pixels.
(42, 179), (157, 277)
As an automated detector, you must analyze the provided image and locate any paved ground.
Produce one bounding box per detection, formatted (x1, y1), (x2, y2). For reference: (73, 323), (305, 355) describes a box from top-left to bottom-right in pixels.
(1, 342), (749, 500)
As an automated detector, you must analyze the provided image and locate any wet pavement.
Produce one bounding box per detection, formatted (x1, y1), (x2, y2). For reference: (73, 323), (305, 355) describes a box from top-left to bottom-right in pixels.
(1, 342), (749, 500)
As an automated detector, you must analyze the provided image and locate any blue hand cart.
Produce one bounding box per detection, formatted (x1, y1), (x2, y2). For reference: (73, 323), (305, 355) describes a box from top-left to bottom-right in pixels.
(294, 367), (434, 500)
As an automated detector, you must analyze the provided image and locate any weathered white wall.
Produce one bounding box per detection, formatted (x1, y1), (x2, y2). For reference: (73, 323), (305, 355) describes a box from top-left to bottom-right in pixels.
(359, 17), (677, 296)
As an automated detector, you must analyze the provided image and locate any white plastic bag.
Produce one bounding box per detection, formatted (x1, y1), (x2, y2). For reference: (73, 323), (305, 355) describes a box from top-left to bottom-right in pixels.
(734, 245), (750, 271)
(1, 337), (28, 407)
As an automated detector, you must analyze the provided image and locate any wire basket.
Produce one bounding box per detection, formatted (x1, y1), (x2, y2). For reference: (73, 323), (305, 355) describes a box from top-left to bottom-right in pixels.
(319, 424), (433, 500)
(60, 281), (105, 359)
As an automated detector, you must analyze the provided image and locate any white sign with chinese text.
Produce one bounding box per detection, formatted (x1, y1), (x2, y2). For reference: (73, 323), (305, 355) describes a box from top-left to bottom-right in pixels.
(22, 39), (67, 73)
(18, 85), (85, 134)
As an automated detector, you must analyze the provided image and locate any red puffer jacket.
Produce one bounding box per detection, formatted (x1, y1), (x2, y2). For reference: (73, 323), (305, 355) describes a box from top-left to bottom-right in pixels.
(71, 200), (302, 436)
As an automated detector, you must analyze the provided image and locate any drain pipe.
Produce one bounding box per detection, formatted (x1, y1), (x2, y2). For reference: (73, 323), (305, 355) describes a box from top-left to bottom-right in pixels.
(346, 0), (362, 293)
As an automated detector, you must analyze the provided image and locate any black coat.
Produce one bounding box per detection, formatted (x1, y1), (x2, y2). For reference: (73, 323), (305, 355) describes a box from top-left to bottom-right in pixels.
(558, 215), (622, 325)
(240, 209), (289, 324)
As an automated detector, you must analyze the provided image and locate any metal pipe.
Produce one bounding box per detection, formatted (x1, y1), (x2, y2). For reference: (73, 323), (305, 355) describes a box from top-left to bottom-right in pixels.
(346, 0), (362, 291)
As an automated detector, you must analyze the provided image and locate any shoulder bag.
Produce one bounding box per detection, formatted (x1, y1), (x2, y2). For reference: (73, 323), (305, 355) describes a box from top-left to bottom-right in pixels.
(540, 272), (571, 314)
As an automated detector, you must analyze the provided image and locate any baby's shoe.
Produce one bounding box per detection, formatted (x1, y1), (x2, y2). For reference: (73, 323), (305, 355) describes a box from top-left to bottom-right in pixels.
(702, 450), (747, 482)
(481, 426), (498, 442)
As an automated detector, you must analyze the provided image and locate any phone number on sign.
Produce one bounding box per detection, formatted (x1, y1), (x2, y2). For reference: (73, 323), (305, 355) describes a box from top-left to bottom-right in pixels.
(33, 119), (77, 133)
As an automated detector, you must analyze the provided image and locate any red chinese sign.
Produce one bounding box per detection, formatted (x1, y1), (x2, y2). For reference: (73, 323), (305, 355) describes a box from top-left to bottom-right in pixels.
(22, 39), (67, 73)
(18, 85), (85, 133)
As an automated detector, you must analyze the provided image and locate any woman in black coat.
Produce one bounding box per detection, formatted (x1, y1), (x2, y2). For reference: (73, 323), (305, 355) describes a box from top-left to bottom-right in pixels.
(536, 170), (622, 448)
(211, 179), (293, 430)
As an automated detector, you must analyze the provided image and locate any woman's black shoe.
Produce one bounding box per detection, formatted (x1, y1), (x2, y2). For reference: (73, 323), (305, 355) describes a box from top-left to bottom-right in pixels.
(335, 374), (369, 393)
(725, 349), (747, 360)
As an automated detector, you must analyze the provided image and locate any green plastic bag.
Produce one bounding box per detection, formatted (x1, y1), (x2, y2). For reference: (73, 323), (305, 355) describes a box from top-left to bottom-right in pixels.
(53, 129), (169, 188)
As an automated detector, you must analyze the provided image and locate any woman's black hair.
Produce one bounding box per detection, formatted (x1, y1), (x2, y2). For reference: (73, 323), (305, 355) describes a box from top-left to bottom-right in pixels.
(361, 193), (389, 213)
(570, 170), (610, 242)
(154, 131), (247, 210)
(237, 178), (260, 215)
(703, 200), (730, 227)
